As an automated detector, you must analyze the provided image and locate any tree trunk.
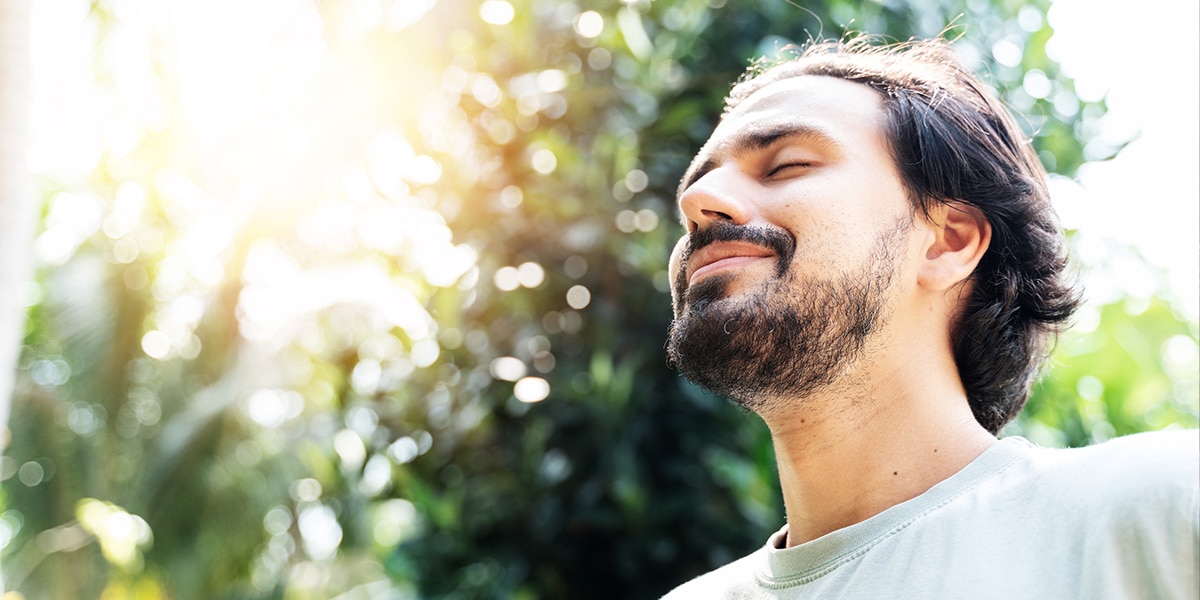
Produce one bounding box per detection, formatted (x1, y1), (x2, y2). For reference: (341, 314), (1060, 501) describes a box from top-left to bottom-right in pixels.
(0, 0), (34, 446)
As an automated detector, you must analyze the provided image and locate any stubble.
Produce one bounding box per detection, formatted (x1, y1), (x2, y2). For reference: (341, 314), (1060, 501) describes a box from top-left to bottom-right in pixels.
(666, 220), (909, 414)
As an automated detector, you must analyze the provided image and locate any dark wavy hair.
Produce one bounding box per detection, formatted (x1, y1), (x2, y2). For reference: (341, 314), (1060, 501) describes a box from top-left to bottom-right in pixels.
(723, 37), (1081, 433)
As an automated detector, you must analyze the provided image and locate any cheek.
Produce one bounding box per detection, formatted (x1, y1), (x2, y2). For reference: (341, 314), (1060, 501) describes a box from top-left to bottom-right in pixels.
(668, 235), (689, 305)
(668, 236), (688, 280)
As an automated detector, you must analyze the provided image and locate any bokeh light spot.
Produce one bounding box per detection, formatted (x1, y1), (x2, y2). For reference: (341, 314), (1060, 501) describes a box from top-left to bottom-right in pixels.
(110, 238), (140, 264)
(490, 356), (527, 382)
(471, 74), (503, 107)
(1076, 375), (1104, 401)
(298, 504), (342, 561)
(493, 266), (521, 291)
(360, 455), (392, 496)
(291, 478), (323, 502)
(537, 69), (568, 93)
(1162, 334), (1198, 367)
(587, 47), (613, 70)
(566, 285), (591, 309)
(333, 429), (367, 470)
(411, 339), (440, 368)
(514, 376), (550, 403)
(624, 169), (648, 192)
(76, 498), (152, 571)
(531, 149), (557, 174)
(480, 0), (515, 25)
(372, 499), (417, 547)
(18, 462), (44, 487)
(499, 185), (523, 208)
(564, 255), (588, 279)
(616, 210), (637, 233)
(992, 38), (1023, 67)
(245, 389), (299, 429)
(517, 262), (545, 287)
(387, 436), (420, 464)
(422, 244), (476, 287)
(1023, 69), (1052, 99)
(574, 11), (604, 38)
(635, 208), (659, 232)
(141, 330), (171, 360)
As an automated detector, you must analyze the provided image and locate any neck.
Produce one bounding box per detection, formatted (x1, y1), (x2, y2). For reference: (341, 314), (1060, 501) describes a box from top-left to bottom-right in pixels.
(760, 358), (996, 547)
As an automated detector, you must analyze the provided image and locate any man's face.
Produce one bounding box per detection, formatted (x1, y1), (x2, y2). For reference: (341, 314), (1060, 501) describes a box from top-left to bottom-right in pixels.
(665, 75), (918, 412)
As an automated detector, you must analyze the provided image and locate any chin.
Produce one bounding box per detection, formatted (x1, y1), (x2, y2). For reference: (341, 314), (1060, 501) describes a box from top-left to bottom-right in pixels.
(676, 273), (736, 315)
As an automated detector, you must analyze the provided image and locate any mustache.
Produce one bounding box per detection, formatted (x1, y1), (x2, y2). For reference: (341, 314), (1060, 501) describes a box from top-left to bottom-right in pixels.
(679, 221), (796, 282)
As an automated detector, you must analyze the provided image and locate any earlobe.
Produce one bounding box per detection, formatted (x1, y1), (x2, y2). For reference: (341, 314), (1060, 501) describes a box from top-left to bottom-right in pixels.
(917, 203), (992, 292)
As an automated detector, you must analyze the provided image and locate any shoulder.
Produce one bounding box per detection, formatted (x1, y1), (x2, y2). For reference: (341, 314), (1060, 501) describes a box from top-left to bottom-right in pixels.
(1074, 428), (1198, 461)
(1041, 430), (1199, 598)
(1030, 429), (1198, 486)
(1014, 429), (1198, 531)
(921, 432), (1198, 598)
(660, 549), (765, 600)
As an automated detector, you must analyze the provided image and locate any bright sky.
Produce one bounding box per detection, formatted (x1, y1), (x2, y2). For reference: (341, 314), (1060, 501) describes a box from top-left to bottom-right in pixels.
(1046, 0), (1200, 319)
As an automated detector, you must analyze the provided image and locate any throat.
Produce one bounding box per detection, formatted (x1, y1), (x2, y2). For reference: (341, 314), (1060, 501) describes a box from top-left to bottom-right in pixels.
(769, 402), (996, 548)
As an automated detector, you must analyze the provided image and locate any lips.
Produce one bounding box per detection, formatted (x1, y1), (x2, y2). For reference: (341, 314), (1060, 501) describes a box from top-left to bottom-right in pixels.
(686, 241), (776, 285)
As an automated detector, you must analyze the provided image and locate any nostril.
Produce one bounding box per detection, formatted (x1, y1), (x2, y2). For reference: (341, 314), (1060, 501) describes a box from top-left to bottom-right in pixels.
(701, 209), (733, 221)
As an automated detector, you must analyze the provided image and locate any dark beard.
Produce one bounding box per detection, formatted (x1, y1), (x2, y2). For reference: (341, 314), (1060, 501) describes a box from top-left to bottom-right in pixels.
(666, 220), (906, 413)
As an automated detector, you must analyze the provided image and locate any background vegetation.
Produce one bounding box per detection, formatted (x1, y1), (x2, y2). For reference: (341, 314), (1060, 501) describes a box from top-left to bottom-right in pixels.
(2, 0), (1196, 598)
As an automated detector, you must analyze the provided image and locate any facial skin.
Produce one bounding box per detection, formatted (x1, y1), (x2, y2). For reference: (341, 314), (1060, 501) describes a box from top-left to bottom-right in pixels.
(666, 75), (922, 415)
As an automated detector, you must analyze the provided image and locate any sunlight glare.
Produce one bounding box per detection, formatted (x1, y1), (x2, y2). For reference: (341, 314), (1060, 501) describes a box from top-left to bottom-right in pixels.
(298, 201), (360, 248)
(36, 192), (103, 265)
(479, 0), (515, 25)
(170, 0), (303, 138)
(247, 389), (304, 428)
(103, 183), (147, 240)
(406, 155), (443, 185)
(29, 0), (103, 177)
(384, 0), (437, 32)
(367, 133), (416, 197)
(237, 263), (437, 345)
(421, 244), (477, 287)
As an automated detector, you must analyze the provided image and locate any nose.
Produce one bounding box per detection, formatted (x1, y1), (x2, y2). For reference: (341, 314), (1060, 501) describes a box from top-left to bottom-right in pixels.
(678, 165), (755, 233)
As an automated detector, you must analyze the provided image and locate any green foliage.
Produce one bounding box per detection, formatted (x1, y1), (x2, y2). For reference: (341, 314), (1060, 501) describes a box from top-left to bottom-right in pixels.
(1014, 297), (1199, 447)
(2, 0), (1194, 598)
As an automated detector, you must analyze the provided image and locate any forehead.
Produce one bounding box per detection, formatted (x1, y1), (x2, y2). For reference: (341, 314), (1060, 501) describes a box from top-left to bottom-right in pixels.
(681, 75), (890, 192)
(722, 74), (884, 136)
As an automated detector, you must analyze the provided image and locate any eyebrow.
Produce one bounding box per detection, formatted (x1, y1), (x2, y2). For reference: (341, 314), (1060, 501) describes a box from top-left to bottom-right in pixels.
(678, 122), (841, 195)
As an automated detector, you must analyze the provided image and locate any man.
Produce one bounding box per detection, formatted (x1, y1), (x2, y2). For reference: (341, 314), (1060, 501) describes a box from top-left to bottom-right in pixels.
(662, 36), (1198, 598)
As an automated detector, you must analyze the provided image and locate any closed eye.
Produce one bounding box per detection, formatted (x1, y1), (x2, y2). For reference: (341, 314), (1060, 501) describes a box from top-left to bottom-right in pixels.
(767, 161), (814, 178)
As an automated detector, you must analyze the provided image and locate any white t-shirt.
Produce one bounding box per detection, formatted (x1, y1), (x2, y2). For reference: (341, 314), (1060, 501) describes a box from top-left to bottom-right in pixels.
(663, 430), (1199, 599)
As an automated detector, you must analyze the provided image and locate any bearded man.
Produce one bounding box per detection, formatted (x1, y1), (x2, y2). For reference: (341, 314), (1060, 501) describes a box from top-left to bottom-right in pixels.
(661, 37), (1198, 599)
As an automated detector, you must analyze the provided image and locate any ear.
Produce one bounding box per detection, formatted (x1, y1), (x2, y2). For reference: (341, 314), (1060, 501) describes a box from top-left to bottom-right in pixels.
(916, 202), (991, 292)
